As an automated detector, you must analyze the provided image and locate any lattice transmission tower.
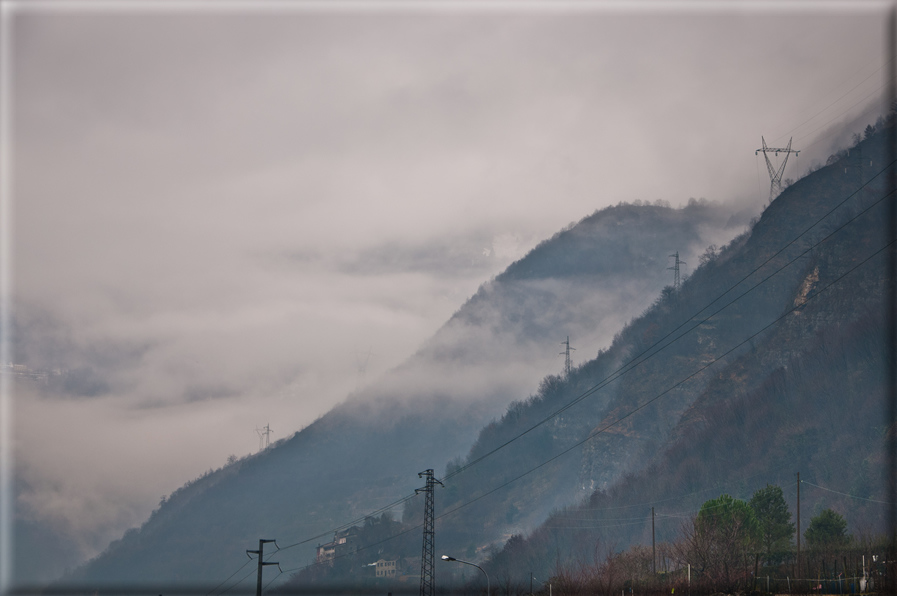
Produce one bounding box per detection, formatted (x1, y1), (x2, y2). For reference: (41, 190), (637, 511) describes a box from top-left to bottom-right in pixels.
(560, 336), (575, 377)
(417, 469), (443, 596)
(668, 252), (686, 292)
(756, 136), (800, 202)
(256, 424), (272, 452)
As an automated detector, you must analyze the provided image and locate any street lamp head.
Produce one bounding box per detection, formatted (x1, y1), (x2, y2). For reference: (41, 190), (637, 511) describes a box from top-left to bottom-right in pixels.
(441, 555), (489, 596)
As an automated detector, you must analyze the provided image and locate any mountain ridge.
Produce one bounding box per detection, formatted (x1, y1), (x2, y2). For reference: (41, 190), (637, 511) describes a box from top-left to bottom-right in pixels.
(45, 199), (742, 587)
(44, 117), (895, 590)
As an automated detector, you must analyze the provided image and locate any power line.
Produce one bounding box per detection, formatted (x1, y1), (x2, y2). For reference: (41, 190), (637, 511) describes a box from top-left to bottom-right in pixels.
(796, 74), (897, 149)
(268, 241), (717, 561)
(206, 149), (895, 595)
(194, 54), (897, 594)
(269, 474), (802, 587)
(256, 227), (893, 588)
(545, 519), (651, 531)
(276, 470), (788, 583)
(654, 486), (799, 520)
(773, 55), (897, 146)
(274, 492), (419, 553)
(259, 155), (896, 580)
(766, 54), (890, 144)
(801, 480), (896, 505)
(204, 558), (252, 596)
(553, 514), (654, 522)
(435, 234), (895, 528)
(265, 229), (890, 582)
(216, 566), (259, 596)
(261, 569), (283, 593)
(570, 469), (779, 512)
(265, 522), (428, 591)
(552, 473), (782, 521)
(444, 157), (895, 483)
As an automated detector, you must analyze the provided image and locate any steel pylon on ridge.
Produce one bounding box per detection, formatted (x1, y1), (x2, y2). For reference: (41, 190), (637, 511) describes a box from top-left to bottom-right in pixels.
(559, 336), (575, 377)
(668, 251), (686, 293)
(756, 136), (800, 202)
(417, 469), (443, 596)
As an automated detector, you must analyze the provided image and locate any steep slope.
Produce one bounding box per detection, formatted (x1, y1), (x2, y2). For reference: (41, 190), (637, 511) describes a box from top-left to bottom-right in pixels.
(487, 302), (890, 585)
(57, 201), (741, 588)
(432, 127), (894, 582)
(273, 124), (893, 593)
(64, 117), (894, 591)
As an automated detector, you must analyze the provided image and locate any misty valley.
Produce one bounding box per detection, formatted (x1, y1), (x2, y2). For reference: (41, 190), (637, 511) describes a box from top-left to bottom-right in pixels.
(11, 105), (894, 596)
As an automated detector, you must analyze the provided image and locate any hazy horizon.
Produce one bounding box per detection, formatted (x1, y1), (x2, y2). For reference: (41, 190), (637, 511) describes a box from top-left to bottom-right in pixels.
(1, 1), (892, 585)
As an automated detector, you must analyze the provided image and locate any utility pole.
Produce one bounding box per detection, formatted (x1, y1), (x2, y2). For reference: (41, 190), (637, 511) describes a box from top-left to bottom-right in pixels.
(755, 136), (800, 202)
(246, 539), (279, 596)
(417, 469), (443, 596)
(652, 507), (656, 576)
(560, 336), (575, 377)
(797, 472), (801, 577)
(668, 253), (686, 293)
(844, 145), (866, 188)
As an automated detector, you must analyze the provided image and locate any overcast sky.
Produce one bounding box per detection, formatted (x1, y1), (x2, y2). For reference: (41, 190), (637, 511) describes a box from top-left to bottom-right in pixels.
(1, 0), (892, 579)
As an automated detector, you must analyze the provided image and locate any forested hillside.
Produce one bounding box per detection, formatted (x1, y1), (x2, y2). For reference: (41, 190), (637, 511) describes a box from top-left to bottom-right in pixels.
(279, 119), (894, 592)
(58, 191), (740, 588)
(63, 110), (894, 590)
(439, 124), (895, 587)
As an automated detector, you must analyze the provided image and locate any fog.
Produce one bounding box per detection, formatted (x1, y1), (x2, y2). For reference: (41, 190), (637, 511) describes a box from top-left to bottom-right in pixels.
(2, 2), (890, 584)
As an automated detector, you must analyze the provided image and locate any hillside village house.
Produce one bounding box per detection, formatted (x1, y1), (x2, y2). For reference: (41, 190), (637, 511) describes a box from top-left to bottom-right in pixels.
(315, 530), (355, 564)
(374, 559), (397, 578)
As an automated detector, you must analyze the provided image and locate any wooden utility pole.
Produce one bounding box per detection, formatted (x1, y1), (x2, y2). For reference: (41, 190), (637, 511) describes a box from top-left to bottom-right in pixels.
(754, 554), (760, 591)
(652, 507), (656, 576)
(797, 472), (801, 578)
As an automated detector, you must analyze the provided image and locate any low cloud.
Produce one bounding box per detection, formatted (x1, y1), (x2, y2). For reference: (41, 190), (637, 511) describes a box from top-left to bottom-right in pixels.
(287, 230), (538, 279)
(7, 6), (887, 584)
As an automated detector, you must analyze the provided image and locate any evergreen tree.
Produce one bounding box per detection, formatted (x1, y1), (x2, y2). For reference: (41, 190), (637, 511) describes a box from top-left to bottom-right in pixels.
(680, 494), (759, 591)
(805, 509), (848, 551)
(749, 484), (795, 564)
(696, 494), (760, 545)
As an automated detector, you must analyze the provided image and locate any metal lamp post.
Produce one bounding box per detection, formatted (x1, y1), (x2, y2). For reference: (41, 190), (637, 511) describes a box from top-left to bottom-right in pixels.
(532, 574), (550, 596)
(442, 555), (490, 596)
